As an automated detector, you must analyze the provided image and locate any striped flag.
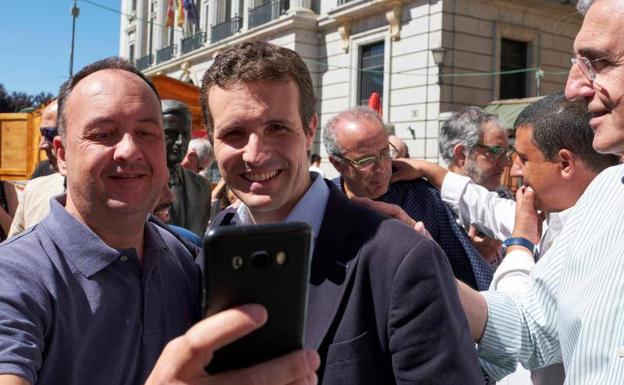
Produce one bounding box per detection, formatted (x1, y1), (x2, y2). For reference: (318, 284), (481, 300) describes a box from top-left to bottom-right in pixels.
(165, 0), (174, 27)
(183, 0), (199, 25)
(176, 0), (185, 27)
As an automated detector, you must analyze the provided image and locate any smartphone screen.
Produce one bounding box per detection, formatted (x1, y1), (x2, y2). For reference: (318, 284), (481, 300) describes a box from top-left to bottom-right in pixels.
(203, 222), (312, 373)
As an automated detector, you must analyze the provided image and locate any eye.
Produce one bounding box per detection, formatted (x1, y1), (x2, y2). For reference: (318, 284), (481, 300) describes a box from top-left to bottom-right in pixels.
(267, 123), (289, 133)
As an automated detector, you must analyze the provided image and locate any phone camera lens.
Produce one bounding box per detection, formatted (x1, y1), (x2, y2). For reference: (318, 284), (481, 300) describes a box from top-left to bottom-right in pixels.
(250, 251), (270, 269)
(232, 255), (244, 270)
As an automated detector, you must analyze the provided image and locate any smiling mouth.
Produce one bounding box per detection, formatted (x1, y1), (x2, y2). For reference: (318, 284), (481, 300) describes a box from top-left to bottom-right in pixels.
(243, 170), (280, 182)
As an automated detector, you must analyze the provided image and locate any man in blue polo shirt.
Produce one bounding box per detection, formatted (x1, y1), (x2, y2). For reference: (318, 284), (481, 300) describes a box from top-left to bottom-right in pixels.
(0, 57), (319, 385)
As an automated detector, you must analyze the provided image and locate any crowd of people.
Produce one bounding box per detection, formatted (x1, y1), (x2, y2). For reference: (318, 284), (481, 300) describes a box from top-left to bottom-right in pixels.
(0, 0), (623, 384)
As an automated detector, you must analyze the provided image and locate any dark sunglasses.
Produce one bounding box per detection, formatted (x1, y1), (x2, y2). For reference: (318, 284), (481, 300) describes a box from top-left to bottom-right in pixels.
(40, 127), (58, 142)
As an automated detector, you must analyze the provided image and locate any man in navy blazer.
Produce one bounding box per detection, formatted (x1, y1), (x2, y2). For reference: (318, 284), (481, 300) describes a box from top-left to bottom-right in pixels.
(201, 41), (483, 384)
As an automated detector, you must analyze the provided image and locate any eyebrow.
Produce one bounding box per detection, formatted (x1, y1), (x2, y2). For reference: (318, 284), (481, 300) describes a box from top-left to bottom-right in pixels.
(577, 48), (611, 59)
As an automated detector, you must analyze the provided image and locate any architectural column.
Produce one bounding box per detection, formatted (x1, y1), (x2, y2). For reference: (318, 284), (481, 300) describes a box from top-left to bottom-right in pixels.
(241, 0), (250, 31)
(288, 0), (313, 12)
(135, 0), (147, 57)
(207, 0), (219, 40)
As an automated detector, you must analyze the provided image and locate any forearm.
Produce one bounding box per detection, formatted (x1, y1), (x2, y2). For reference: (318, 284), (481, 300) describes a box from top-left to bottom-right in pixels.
(456, 280), (488, 342)
(441, 172), (516, 240)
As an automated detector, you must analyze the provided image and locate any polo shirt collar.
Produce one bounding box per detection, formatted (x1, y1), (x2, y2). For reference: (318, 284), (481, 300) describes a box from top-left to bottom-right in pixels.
(41, 195), (158, 278)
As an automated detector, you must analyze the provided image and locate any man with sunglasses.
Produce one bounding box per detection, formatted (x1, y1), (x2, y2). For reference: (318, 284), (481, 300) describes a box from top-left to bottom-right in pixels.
(30, 101), (60, 179)
(324, 106), (493, 291)
(8, 101), (65, 237)
(435, 107), (513, 266)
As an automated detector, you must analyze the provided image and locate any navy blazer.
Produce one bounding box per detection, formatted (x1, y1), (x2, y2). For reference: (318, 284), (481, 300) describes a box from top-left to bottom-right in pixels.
(212, 181), (483, 384)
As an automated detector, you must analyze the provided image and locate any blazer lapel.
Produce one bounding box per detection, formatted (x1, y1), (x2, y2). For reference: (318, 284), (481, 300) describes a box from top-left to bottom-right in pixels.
(305, 183), (362, 350)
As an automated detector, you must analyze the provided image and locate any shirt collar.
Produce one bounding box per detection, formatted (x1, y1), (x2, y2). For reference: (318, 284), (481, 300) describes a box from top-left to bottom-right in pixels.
(235, 173), (330, 239)
(41, 195), (165, 278)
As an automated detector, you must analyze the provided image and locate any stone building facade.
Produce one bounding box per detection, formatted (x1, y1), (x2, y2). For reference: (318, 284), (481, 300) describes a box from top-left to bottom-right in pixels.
(120, 0), (581, 176)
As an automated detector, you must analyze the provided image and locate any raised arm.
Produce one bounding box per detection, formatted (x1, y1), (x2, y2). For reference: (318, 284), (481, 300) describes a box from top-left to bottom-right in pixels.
(145, 304), (320, 385)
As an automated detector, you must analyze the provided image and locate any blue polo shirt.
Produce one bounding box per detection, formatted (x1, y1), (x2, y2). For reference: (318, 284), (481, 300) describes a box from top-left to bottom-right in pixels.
(0, 196), (201, 385)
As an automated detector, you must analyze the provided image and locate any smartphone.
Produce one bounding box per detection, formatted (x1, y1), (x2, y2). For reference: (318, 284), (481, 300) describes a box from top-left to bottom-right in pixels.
(202, 222), (312, 374)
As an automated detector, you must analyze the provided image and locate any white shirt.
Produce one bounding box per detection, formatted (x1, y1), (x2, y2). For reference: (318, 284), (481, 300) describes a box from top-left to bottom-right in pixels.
(478, 164), (624, 384)
(440, 171), (569, 385)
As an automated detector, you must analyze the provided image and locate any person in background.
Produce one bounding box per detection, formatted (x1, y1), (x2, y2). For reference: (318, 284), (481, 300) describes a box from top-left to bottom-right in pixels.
(181, 137), (214, 179)
(0, 181), (18, 241)
(324, 106), (493, 291)
(8, 101), (65, 237)
(388, 135), (409, 159)
(308, 153), (324, 177)
(30, 101), (60, 179)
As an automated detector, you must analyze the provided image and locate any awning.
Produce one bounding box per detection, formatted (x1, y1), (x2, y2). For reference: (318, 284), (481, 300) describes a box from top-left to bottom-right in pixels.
(484, 96), (543, 131)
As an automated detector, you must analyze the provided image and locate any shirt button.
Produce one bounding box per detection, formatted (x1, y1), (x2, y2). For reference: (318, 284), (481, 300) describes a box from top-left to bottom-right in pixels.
(617, 347), (624, 358)
(120, 255), (129, 262)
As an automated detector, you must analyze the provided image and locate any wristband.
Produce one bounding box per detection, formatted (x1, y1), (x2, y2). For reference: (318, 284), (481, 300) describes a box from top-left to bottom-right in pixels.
(502, 237), (539, 257)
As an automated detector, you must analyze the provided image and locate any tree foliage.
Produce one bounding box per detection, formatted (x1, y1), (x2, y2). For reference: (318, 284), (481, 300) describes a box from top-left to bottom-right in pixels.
(0, 83), (54, 113)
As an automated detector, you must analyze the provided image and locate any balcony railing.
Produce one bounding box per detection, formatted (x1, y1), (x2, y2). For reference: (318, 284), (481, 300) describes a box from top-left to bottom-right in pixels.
(181, 32), (206, 55)
(211, 16), (242, 43)
(248, 0), (289, 29)
(135, 54), (153, 71)
(156, 45), (176, 64)
(337, 0), (369, 5)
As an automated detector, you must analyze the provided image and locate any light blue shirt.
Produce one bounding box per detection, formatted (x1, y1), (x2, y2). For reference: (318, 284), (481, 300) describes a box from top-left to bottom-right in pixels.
(478, 164), (624, 384)
(235, 173), (330, 247)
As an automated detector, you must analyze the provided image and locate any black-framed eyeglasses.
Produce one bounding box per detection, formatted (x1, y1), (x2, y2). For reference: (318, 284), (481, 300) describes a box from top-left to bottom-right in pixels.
(570, 55), (608, 82)
(40, 127), (58, 142)
(475, 143), (514, 159)
(337, 141), (397, 170)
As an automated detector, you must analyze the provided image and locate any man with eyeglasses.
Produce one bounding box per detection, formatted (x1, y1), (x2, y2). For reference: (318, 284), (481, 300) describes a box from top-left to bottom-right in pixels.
(323, 106), (494, 292)
(8, 100), (65, 237)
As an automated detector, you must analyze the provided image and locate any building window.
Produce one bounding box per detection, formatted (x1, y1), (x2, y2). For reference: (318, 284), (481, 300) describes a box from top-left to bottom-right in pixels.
(132, 0), (137, 12)
(358, 41), (385, 106)
(500, 38), (528, 99)
(129, 44), (135, 63)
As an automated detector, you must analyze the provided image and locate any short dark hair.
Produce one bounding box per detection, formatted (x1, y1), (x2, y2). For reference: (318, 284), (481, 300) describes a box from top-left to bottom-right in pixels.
(200, 41), (316, 141)
(57, 56), (160, 140)
(310, 153), (321, 164)
(514, 91), (620, 172)
(162, 99), (192, 132)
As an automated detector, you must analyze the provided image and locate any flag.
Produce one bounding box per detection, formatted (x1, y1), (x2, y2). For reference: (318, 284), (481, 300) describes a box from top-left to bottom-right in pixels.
(176, 0), (185, 27)
(165, 0), (174, 27)
(183, 0), (199, 26)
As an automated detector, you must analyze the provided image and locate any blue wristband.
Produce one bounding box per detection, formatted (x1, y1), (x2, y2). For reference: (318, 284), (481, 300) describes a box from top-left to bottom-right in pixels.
(502, 237), (538, 257)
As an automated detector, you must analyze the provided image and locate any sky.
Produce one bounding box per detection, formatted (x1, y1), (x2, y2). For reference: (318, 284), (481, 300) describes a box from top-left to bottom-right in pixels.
(0, 0), (121, 96)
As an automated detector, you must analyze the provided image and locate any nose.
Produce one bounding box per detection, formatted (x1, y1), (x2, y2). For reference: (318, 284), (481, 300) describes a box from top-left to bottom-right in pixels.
(509, 156), (523, 178)
(39, 136), (50, 151)
(114, 133), (143, 162)
(242, 133), (270, 166)
(565, 63), (594, 102)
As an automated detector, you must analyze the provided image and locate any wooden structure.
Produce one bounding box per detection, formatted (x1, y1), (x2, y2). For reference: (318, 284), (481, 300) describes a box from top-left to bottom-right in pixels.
(0, 111), (43, 181)
(150, 75), (206, 136)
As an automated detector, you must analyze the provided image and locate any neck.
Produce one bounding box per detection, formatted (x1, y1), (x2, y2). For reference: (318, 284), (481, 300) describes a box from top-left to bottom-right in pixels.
(64, 195), (147, 259)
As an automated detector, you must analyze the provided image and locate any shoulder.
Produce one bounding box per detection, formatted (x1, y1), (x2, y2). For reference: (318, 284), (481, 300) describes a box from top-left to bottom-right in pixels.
(387, 178), (439, 196)
(24, 173), (63, 192)
(181, 167), (211, 188)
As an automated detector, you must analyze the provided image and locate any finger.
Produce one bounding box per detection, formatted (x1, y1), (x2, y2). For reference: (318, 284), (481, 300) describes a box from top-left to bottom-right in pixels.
(468, 225), (477, 237)
(213, 349), (320, 385)
(182, 305), (267, 370)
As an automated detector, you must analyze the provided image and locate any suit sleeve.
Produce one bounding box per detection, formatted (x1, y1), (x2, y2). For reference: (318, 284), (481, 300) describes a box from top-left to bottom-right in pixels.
(387, 237), (483, 385)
